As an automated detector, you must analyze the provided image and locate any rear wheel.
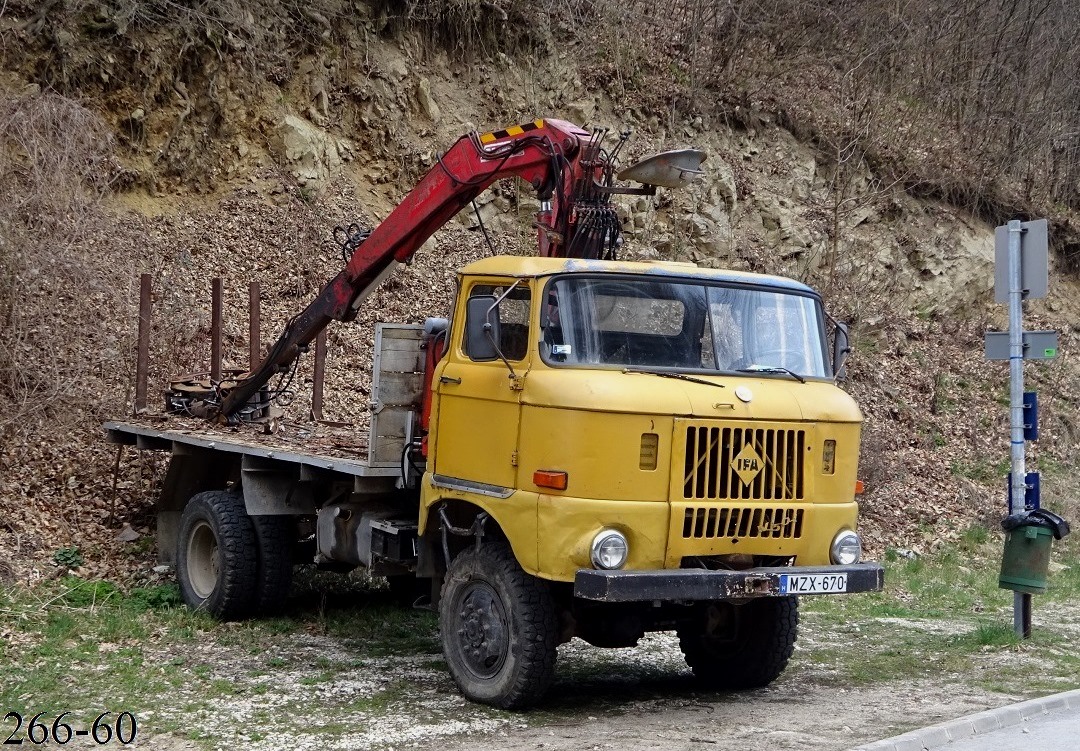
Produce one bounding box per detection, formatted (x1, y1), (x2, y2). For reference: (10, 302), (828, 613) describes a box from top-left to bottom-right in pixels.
(251, 515), (294, 615)
(439, 542), (557, 709)
(176, 491), (257, 620)
(677, 597), (799, 689)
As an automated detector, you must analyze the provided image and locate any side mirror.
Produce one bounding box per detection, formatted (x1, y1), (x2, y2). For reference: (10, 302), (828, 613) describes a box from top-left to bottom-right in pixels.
(465, 295), (501, 361)
(832, 322), (851, 381)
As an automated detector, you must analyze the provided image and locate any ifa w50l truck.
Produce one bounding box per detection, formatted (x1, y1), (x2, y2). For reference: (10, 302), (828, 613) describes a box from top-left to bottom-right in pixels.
(106, 119), (884, 709)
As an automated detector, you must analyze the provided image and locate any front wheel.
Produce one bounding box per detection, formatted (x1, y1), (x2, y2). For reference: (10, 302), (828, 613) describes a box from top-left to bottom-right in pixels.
(677, 597), (799, 689)
(439, 542), (557, 709)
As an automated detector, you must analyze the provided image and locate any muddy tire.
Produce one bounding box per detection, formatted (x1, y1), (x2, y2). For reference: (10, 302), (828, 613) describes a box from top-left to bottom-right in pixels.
(677, 597), (799, 689)
(439, 542), (557, 709)
(176, 490), (257, 620)
(252, 515), (294, 615)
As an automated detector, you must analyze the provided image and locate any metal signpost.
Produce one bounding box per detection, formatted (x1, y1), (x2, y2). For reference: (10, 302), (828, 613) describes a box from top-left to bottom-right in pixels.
(984, 218), (1053, 637)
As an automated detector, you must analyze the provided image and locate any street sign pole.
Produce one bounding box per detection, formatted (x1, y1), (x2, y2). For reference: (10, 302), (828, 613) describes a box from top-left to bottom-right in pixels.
(990, 218), (1052, 638)
(1006, 220), (1032, 637)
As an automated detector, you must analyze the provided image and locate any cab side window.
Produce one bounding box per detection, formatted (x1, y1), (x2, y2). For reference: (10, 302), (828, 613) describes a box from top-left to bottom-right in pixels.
(464, 284), (532, 361)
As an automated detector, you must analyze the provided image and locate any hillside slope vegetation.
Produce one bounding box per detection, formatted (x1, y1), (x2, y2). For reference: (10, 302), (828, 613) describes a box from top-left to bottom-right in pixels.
(1, 0), (1078, 581)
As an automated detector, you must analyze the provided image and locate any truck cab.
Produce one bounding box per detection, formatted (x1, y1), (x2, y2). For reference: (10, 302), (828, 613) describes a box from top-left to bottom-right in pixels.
(427, 255), (863, 575)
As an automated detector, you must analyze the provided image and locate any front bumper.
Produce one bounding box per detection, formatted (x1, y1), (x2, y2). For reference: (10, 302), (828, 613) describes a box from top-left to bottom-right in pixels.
(573, 563), (884, 602)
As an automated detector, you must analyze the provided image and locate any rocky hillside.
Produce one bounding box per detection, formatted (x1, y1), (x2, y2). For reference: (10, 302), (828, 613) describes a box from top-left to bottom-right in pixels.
(1, 1), (1079, 583)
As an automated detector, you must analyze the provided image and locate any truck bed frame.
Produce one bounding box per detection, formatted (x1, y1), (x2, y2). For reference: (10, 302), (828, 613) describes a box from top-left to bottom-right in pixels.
(105, 324), (425, 563)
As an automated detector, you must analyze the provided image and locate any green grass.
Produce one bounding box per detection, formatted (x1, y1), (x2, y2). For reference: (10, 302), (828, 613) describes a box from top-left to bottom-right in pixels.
(802, 528), (1080, 691)
(959, 523), (990, 550)
(0, 579), (203, 714)
(0, 573), (441, 745)
(950, 456), (1010, 482)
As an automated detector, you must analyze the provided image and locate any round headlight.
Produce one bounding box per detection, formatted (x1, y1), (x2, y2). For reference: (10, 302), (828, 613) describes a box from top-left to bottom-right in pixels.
(830, 529), (862, 565)
(590, 529), (629, 570)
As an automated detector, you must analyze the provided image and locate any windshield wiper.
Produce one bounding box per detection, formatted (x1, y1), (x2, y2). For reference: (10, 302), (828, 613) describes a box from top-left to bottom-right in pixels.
(623, 368), (726, 389)
(736, 365), (806, 384)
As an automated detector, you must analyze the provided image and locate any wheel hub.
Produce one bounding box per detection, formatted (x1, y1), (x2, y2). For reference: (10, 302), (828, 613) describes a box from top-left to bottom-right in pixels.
(186, 519), (220, 600)
(455, 583), (508, 679)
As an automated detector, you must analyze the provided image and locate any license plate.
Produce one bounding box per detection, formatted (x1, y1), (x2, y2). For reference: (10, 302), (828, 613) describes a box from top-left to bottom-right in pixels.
(779, 573), (848, 594)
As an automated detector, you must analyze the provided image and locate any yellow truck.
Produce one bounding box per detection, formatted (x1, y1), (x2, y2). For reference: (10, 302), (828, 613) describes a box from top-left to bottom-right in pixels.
(106, 119), (882, 709)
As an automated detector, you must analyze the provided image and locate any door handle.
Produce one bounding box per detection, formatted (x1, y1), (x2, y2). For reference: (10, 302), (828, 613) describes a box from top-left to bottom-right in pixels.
(439, 375), (462, 385)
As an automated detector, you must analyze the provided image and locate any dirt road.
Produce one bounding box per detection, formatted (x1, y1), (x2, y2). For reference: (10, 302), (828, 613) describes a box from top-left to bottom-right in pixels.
(134, 627), (1016, 751)
(439, 636), (1012, 751)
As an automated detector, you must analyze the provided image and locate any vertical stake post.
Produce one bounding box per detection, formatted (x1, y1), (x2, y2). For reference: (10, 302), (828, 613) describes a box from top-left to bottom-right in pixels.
(1006, 219), (1032, 637)
(249, 281), (261, 371)
(134, 274), (151, 414)
(211, 278), (223, 383)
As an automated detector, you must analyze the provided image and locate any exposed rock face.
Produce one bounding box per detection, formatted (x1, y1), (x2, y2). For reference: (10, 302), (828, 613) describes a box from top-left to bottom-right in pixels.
(627, 120), (997, 318)
(416, 77), (440, 122)
(274, 114), (354, 185)
(263, 61), (996, 319)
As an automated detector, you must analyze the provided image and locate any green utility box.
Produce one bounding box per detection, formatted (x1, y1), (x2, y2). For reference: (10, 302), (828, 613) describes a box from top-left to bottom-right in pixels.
(999, 509), (1070, 594)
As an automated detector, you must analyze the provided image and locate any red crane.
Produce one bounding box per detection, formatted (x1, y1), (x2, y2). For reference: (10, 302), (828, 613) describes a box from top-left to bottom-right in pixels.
(209, 118), (702, 421)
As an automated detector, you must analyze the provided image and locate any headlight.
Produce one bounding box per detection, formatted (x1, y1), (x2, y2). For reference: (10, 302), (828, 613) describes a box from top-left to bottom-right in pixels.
(590, 529), (629, 570)
(830, 530), (862, 565)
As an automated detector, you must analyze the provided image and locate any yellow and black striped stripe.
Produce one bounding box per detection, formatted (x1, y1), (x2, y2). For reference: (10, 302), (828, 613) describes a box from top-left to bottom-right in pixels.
(478, 119), (545, 145)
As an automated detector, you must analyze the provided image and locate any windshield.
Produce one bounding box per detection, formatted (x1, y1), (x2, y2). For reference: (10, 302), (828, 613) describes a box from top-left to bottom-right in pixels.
(540, 275), (829, 378)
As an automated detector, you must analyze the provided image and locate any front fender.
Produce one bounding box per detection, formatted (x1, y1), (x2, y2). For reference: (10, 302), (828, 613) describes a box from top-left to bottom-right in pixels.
(420, 473), (540, 575)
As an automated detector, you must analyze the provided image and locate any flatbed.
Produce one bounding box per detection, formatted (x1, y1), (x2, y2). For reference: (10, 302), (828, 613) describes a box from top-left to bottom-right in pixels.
(104, 418), (393, 477)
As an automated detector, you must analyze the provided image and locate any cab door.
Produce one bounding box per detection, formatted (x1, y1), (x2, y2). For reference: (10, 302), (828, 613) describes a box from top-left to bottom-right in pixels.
(432, 280), (532, 491)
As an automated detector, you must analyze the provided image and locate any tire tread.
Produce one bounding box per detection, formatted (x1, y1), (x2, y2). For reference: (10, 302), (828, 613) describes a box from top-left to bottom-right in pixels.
(251, 515), (293, 615)
(678, 597), (799, 689)
(176, 490), (257, 621)
(440, 541), (557, 709)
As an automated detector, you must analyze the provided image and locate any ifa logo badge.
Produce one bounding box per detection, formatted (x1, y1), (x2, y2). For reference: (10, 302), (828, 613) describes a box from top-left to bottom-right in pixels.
(733, 443), (763, 485)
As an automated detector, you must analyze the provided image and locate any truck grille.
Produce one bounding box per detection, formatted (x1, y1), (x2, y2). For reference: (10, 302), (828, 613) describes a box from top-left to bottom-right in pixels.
(682, 506), (804, 539)
(683, 425), (805, 501)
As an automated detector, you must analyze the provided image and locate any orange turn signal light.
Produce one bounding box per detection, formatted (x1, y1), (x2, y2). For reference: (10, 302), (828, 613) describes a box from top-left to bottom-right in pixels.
(533, 470), (568, 491)
(855, 480), (865, 495)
